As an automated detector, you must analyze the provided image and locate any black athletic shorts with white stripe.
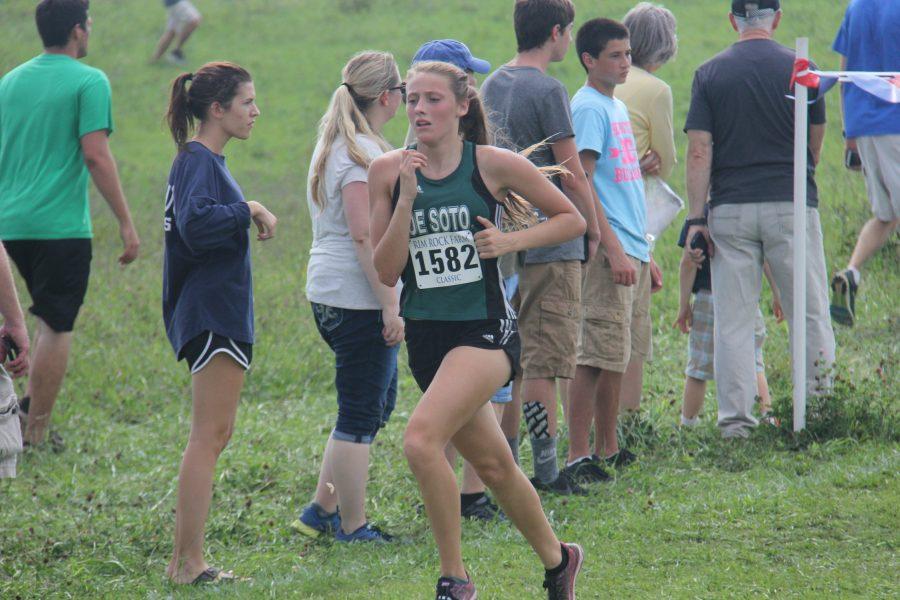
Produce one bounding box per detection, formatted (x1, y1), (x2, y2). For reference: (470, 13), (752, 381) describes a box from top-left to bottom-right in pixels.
(178, 331), (253, 374)
(405, 319), (521, 392)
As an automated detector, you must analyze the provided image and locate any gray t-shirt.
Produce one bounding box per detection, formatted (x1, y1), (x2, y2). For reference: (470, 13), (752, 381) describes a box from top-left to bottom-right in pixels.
(481, 65), (584, 264)
(305, 134), (391, 310)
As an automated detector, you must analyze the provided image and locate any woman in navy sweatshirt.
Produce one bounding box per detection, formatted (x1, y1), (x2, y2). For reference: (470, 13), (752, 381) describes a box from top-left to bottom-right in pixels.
(162, 61), (277, 585)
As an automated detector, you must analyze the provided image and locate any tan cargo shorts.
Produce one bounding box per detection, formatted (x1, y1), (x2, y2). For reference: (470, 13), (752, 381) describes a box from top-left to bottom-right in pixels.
(512, 260), (582, 380)
(577, 250), (651, 373)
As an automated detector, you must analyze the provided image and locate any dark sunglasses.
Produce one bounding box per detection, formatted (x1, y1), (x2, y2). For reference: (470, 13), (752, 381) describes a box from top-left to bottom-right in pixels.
(389, 82), (407, 103)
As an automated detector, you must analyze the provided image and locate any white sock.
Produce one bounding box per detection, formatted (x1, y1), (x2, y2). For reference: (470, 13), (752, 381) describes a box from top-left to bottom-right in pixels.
(848, 267), (861, 286)
(566, 455), (593, 468)
(681, 414), (699, 427)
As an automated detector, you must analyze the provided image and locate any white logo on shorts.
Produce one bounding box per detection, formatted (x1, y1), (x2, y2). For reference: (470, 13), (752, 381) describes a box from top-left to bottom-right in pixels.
(482, 334), (494, 343)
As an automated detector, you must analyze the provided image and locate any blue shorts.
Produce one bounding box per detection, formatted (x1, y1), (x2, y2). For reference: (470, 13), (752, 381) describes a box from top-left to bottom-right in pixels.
(312, 303), (399, 444)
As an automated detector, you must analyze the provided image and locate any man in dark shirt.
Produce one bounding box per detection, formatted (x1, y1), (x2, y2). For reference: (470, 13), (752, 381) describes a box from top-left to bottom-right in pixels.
(683, 0), (835, 438)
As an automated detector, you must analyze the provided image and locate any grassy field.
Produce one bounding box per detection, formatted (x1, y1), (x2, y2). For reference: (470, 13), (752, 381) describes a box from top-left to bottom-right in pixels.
(1, 0), (897, 598)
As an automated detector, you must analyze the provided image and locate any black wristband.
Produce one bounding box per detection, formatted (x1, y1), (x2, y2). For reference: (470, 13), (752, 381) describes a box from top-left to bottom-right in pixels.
(685, 217), (707, 227)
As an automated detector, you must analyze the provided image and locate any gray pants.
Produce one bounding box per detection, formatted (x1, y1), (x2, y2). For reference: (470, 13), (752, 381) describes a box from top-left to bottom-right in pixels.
(709, 202), (836, 436)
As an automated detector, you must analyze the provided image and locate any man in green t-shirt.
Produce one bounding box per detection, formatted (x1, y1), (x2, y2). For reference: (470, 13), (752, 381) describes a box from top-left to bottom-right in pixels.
(0, 0), (140, 447)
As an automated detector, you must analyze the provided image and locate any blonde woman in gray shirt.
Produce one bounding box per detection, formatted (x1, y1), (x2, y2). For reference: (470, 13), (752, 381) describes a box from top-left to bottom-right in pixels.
(293, 51), (405, 543)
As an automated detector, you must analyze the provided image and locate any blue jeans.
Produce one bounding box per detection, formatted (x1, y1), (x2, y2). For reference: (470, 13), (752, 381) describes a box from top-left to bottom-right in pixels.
(311, 303), (399, 444)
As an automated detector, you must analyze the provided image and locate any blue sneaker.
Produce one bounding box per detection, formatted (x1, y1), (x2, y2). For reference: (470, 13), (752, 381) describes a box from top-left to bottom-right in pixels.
(290, 503), (340, 539)
(335, 522), (393, 543)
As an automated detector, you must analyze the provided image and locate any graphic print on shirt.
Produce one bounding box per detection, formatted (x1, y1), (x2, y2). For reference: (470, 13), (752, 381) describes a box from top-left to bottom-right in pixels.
(408, 203), (482, 289)
(608, 120), (642, 183)
(163, 184), (175, 232)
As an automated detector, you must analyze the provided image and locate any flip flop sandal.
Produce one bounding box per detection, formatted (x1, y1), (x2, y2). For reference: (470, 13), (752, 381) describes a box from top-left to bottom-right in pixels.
(191, 567), (236, 585)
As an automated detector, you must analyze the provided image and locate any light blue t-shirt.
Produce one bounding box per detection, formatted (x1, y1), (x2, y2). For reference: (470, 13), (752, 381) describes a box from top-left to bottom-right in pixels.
(571, 86), (649, 263)
(832, 0), (900, 138)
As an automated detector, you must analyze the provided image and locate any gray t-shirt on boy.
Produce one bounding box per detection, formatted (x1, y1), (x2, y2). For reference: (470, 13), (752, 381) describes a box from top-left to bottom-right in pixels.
(481, 65), (584, 264)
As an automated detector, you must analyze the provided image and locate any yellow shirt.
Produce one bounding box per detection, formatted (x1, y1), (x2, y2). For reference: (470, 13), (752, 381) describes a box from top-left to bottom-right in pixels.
(615, 66), (676, 181)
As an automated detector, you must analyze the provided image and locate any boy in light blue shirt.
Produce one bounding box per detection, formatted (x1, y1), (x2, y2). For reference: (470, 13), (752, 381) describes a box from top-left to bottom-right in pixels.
(564, 18), (662, 483)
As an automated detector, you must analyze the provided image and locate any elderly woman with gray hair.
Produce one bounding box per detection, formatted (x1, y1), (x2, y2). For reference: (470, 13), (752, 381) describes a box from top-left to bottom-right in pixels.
(615, 2), (679, 411)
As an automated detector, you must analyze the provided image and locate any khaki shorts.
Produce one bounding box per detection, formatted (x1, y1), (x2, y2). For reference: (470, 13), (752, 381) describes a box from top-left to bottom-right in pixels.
(513, 260), (581, 380)
(857, 135), (900, 222)
(166, 1), (201, 33)
(578, 251), (651, 373)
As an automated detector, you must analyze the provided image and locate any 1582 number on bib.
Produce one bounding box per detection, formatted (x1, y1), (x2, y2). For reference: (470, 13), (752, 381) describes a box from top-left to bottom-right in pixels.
(409, 230), (482, 289)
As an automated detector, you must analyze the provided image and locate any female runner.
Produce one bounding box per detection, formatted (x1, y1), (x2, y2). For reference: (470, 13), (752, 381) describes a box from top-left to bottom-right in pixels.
(370, 60), (585, 600)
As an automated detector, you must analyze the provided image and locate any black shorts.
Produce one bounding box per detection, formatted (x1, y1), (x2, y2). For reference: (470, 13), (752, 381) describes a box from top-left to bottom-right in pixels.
(3, 239), (92, 333)
(405, 319), (521, 392)
(178, 331), (253, 374)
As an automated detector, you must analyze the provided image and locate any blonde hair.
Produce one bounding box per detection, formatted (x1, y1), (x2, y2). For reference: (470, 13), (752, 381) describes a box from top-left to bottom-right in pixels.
(407, 61), (550, 230)
(310, 51), (400, 209)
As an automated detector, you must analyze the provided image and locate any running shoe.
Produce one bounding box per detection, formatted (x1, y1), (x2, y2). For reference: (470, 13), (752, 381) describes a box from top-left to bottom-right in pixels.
(435, 575), (477, 599)
(543, 543), (584, 600)
(529, 471), (588, 496)
(290, 503), (340, 539)
(601, 448), (637, 469)
(461, 494), (507, 522)
(167, 49), (187, 66)
(335, 522), (393, 543)
(561, 456), (611, 484)
(830, 269), (858, 327)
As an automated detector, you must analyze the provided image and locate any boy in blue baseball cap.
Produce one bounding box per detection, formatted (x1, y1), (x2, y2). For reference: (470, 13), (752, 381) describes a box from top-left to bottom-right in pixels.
(412, 39), (491, 79)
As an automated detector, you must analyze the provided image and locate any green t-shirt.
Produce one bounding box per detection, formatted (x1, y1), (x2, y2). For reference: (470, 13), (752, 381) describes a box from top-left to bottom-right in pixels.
(0, 54), (114, 240)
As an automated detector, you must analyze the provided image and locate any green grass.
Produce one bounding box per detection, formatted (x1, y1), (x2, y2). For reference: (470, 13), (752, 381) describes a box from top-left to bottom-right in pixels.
(1, 0), (897, 598)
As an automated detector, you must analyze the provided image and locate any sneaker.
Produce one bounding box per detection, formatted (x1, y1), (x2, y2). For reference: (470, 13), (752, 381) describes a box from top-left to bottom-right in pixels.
(543, 543), (584, 600)
(290, 503), (340, 539)
(435, 574), (477, 599)
(529, 471), (588, 496)
(601, 448), (637, 469)
(562, 457), (611, 484)
(830, 269), (858, 327)
(335, 522), (393, 543)
(461, 494), (506, 522)
(166, 49), (187, 66)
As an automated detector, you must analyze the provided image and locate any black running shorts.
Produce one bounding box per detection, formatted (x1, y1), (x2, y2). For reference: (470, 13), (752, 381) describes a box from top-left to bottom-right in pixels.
(3, 239), (92, 333)
(178, 331), (253, 374)
(404, 319), (521, 392)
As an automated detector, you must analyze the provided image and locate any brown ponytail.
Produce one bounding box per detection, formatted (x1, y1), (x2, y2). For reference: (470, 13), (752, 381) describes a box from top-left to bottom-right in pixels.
(165, 61), (252, 150)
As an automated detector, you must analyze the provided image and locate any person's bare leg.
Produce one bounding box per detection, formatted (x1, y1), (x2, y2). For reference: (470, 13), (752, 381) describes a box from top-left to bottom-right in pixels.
(847, 217), (899, 273)
(23, 319), (72, 445)
(619, 358), (644, 413)
(755, 372), (772, 416)
(567, 365), (600, 462)
(403, 348), (517, 580)
(454, 403), (563, 569)
(167, 354), (243, 584)
(681, 376), (707, 422)
(328, 439), (371, 533)
(172, 18), (201, 53)
(594, 370), (624, 458)
(557, 378), (569, 419)
(151, 29), (176, 62)
(312, 436), (338, 513)
(500, 378), (522, 459)
(458, 403), (503, 494)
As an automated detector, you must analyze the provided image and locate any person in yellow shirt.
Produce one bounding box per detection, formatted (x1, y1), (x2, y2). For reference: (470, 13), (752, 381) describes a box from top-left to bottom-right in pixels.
(614, 2), (678, 412)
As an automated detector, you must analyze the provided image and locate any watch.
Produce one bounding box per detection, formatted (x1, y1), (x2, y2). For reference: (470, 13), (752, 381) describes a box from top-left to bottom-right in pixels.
(685, 217), (707, 227)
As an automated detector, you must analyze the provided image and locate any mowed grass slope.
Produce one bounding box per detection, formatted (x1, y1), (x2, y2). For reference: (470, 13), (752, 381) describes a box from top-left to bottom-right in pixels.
(0, 0), (897, 598)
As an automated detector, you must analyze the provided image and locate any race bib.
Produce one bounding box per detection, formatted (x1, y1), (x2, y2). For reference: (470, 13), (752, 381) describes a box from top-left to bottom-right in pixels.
(409, 230), (482, 289)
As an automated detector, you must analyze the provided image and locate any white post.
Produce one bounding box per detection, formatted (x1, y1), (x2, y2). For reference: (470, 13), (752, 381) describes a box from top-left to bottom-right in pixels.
(793, 38), (808, 431)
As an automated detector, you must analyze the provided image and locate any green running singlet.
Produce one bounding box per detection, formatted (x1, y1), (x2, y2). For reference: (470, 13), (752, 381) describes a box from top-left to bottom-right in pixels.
(392, 141), (515, 322)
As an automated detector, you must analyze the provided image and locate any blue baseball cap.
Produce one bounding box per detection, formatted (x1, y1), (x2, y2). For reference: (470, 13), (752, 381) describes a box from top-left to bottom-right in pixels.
(412, 39), (491, 74)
